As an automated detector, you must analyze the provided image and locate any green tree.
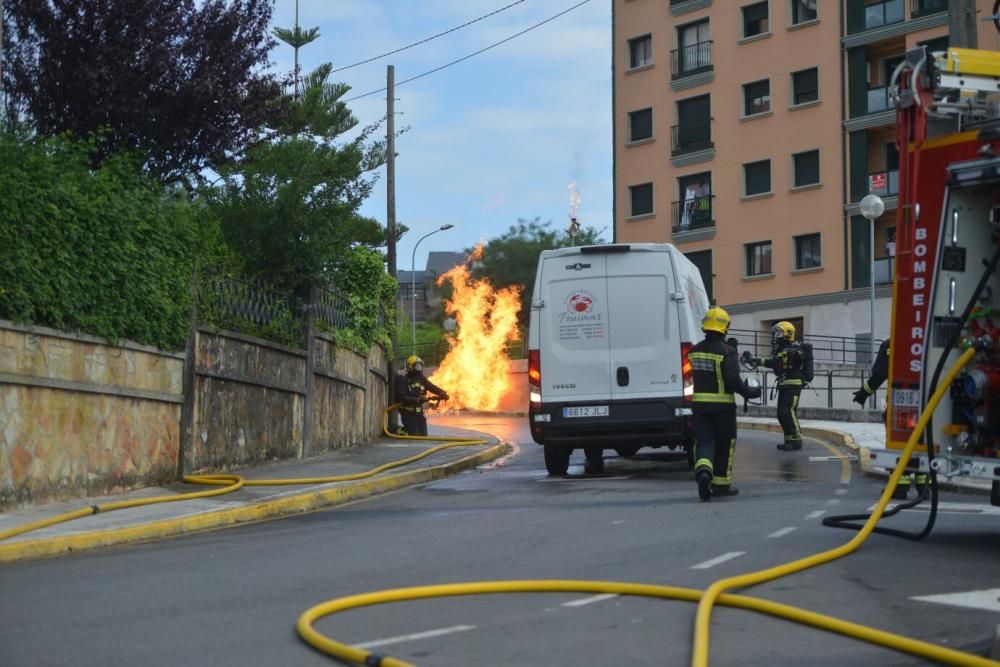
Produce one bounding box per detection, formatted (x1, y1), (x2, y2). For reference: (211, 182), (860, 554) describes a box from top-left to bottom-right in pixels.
(470, 217), (606, 326)
(204, 64), (387, 296)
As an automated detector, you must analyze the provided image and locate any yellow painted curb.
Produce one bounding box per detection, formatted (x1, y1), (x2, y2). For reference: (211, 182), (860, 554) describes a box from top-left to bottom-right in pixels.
(0, 443), (510, 564)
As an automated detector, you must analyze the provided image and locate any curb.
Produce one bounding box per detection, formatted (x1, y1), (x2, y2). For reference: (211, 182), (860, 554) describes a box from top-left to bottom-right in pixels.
(0, 442), (510, 564)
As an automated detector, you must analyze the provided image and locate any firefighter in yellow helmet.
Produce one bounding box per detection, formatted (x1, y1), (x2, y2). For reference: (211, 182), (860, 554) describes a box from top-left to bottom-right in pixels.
(750, 321), (805, 451)
(395, 355), (449, 436)
(690, 307), (761, 501)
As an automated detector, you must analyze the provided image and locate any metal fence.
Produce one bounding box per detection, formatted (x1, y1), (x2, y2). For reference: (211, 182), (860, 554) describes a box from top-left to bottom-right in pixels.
(727, 328), (883, 366)
(198, 272), (377, 349)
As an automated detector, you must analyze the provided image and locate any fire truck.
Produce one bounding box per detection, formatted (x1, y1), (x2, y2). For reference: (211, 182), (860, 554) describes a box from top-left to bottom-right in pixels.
(869, 45), (1000, 507)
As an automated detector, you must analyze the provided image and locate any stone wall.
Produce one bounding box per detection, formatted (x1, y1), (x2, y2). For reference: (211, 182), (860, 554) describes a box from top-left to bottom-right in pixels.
(0, 321), (390, 509)
(0, 321), (184, 507)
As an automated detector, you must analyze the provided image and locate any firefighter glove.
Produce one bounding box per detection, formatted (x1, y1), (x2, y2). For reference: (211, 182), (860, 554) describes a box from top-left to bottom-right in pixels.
(852, 387), (870, 406)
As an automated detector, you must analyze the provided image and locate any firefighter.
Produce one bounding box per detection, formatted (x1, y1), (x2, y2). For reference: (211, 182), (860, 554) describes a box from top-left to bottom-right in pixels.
(752, 321), (805, 452)
(395, 355), (449, 436)
(691, 307), (762, 501)
(852, 340), (924, 498)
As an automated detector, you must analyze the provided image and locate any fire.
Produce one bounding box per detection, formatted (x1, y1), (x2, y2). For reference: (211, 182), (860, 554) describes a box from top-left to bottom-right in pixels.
(428, 244), (522, 411)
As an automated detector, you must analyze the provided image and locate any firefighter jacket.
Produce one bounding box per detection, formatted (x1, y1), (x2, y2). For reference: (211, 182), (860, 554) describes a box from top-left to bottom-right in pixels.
(690, 332), (754, 412)
(395, 371), (448, 413)
(864, 339), (890, 394)
(763, 340), (804, 388)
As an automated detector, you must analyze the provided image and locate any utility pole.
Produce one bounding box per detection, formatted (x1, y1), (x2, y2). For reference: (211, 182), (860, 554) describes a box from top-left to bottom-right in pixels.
(386, 65), (399, 431)
(949, 0), (978, 49)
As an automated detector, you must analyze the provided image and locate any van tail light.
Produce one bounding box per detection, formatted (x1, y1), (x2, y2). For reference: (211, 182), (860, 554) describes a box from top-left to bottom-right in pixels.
(528, 349), (542, 406)
(681, 342), (694, 404)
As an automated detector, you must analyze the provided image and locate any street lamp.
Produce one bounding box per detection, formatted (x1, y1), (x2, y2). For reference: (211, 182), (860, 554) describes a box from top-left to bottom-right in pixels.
(859, 193), (885, 407)
(411, 224), (454, 352)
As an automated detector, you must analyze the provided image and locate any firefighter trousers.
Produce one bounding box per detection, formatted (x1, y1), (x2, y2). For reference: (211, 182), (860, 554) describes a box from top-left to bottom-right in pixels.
(692, 407), (737, 488)
(400, 407), (428, 436)
(777, 386), (802, 445)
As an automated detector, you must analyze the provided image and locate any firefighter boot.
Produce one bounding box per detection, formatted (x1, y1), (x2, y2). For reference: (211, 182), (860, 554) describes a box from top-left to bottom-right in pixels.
(584, 447), (605, 475)
(776, 439), (802, 451)
(696, 469), (712, 502)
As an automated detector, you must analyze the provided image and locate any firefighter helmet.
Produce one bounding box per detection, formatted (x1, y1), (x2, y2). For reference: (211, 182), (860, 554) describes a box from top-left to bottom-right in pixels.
(772, 321), (796, 343)
(405, 355), (424, 372)
(701, 307), (731, 335)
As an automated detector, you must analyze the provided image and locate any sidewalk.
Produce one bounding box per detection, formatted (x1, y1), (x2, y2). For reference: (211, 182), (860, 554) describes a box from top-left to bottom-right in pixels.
(739, 416), (995, 495)
(0, 424), (509, 564)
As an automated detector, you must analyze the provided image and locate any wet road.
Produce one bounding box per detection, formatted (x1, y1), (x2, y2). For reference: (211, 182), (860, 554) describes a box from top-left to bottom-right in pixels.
(1, 415), (998, 667)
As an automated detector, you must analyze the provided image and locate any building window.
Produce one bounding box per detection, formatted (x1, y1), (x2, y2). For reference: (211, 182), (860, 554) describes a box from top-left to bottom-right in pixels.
(628, 108), (653, 142)
(791, 67), (818, 105)
(789, 0), (817, 25)
(684, 249), (714, 303)
(741, 2), (769, 39)
(673, 19), (711, 78)
(742, 79), (771, 116)
(628, 34), (653, 69)
(743, 159), (771, 196)
(919, 35), (949, 55)
(672, 94), (712, 156)
(745, 241), (773, 276)
(795, 233), (821, 269)
(629, 182), (654, 217)
(792, 149), (820, 187)
(674, 172), (712, 231)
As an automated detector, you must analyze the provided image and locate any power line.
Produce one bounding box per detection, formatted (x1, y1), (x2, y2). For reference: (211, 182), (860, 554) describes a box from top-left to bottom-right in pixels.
(344, 0), (592, 103)
(331, 0), (527, 74)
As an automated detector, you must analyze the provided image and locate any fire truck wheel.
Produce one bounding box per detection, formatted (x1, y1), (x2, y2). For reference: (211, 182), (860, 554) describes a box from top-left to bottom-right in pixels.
(614, 446), (640, 458)
(543, 445), (571, 476)
(991, 481), (1000, 508)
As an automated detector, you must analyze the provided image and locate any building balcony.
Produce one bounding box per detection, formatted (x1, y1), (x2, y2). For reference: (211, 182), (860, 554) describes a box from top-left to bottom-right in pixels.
(867, 169), (899, 196)
(874, 257), (895, 285)
(670, 121), (713, 157)
(671, 41), (712, 80)
(865, 85), (892, 114)
(910, 0), (948, 19)
(671, 195), (714, 233)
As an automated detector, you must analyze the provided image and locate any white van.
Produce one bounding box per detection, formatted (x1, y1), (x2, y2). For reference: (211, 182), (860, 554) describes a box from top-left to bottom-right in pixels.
(526, 243), (710, 475)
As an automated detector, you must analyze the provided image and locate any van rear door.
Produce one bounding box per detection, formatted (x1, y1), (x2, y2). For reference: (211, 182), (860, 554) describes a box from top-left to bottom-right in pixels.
(606, 249), (682, 400)
(537, 253), (612, 402)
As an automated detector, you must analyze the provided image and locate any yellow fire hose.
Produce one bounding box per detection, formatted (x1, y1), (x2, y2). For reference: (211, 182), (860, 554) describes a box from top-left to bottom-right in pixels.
(296, 347), (998, 667)
(0, 403), (485, 543)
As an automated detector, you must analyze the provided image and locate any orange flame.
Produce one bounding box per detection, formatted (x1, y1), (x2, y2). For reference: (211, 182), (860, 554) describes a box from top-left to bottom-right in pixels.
(428, 244), (522, 411)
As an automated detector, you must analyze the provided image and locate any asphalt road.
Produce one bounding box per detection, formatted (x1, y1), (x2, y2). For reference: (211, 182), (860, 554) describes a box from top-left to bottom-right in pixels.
(2, 415), (999, 667)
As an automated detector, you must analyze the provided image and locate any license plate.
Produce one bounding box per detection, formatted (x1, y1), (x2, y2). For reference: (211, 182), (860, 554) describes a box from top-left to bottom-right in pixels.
(563, 405), (609, 418)
(892, 389), (921, 408)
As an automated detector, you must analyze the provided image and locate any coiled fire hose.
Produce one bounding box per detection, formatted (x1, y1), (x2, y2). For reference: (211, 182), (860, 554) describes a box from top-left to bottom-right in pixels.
(296, 348), (997, 667)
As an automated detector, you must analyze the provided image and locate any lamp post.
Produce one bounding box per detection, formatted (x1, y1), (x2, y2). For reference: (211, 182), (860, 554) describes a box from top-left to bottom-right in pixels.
(859, 194), (885, 408)
(411, 224), (454, 352)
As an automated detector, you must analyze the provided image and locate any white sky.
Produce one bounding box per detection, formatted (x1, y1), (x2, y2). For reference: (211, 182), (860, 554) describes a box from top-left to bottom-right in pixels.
(268, 0), (612, 273)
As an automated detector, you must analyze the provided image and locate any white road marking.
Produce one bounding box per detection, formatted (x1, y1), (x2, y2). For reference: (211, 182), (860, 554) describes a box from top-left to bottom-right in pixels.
(691, 551), (746, 570)
(805, 510), (827, 520)
(869, 502), (1000, 515)
(768, 526), (798, 538)
(809, 455), (857, 462)
(561, 593), (619, 607)
(612, 520), (626, 525)
(825, 499), (841, 506)
(538, 475), (632, 482)
(835, 489), (848, 495)
(355, 625), (477, 649)
(911, 589), (1000, 613)
(386, 444), (412, 448)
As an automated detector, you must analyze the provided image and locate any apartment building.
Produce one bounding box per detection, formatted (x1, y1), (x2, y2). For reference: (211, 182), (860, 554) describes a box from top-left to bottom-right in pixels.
(612, 0), (997, 355)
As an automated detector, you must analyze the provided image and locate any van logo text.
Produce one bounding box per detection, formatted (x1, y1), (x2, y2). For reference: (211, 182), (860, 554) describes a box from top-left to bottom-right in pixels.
(552, 383), (576, 389)
(565, 262), (591, 271)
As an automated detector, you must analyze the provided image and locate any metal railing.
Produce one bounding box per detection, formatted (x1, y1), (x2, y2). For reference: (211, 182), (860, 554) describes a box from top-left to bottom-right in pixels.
(727, 328), (884, 366)
(864, 0), (904, 30)
(670, 40), (712, 79)
(671, 195), (714, 233)
(874, 257), (895, 285)
(670, 120), (713, 156)
(199, 272), (305, 347)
